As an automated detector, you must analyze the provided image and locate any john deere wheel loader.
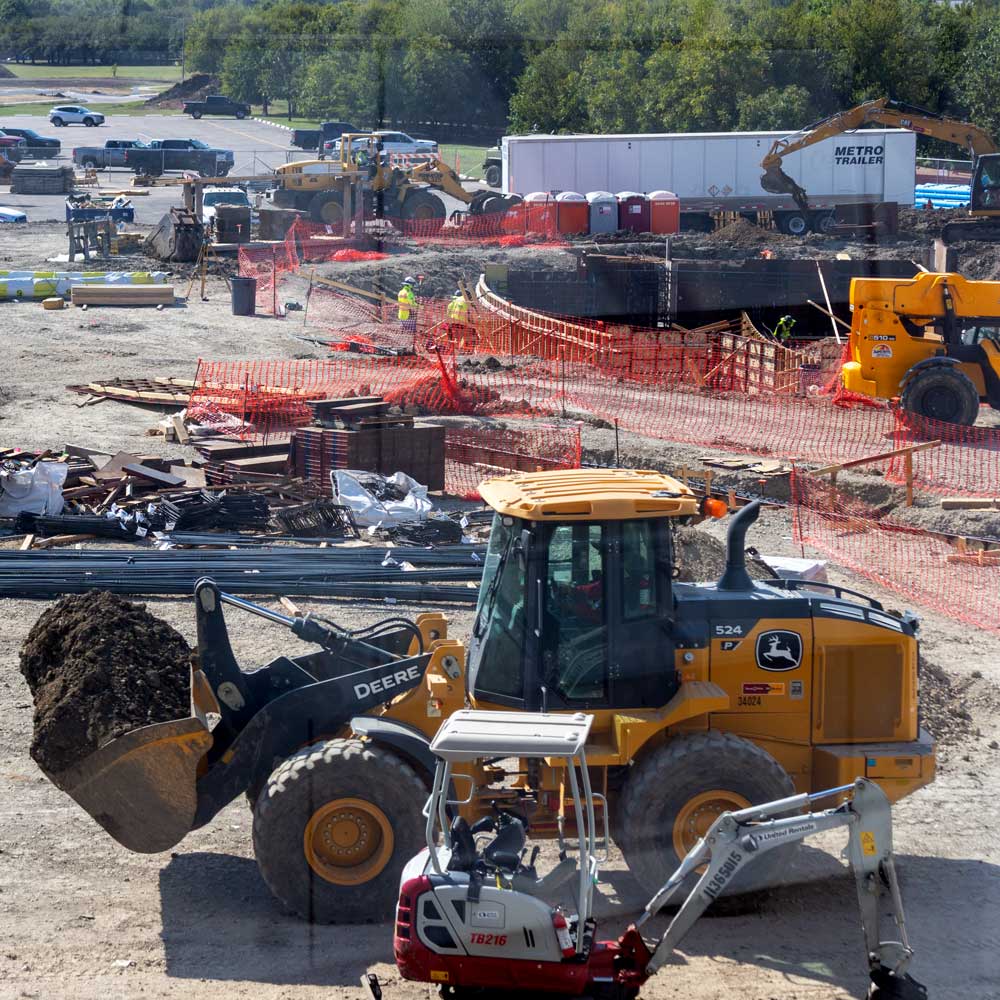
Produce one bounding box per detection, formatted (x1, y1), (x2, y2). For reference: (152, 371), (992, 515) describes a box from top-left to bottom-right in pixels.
(843, 271), (1000, 424)
(34, 469), (936, 924)
(270, 132), (521, 228)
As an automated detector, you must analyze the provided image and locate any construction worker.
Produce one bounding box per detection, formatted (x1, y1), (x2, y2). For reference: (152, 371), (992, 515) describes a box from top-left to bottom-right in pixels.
(774, 314), (795, 342)
(446, 290), (473, 349)
(398, 276), (417, 335)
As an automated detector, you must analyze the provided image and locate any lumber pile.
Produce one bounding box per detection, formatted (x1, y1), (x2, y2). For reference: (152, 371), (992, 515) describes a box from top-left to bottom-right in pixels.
(70, 284), (175, 307)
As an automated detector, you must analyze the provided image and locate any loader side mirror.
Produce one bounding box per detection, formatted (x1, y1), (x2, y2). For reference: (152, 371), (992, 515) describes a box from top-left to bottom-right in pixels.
(517, 528), (532, 572)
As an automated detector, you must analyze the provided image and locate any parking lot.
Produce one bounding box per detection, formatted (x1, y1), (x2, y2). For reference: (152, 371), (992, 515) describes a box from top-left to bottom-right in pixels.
(1, 112), (308, 222)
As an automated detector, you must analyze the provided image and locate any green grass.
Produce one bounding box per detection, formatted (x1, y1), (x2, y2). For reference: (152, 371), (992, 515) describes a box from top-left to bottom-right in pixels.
(440, 143), (490, 179)
(0, 99), (173, 116)
(1, 63), (181, 82)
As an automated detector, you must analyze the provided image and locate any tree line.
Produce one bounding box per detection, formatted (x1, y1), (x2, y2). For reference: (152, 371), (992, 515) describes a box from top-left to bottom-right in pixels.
(4, 0), (1000, 150)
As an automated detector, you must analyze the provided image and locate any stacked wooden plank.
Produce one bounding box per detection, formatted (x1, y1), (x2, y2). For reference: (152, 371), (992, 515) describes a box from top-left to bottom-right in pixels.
(70, 284), (175, 307)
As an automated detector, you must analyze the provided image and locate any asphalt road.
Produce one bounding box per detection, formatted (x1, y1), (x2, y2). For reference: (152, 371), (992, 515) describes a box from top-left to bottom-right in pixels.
(0, 112), (316, 222)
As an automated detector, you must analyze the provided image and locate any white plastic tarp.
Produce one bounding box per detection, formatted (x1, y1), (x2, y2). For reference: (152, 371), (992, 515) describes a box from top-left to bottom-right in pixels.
(332, 470), (431, 527)
(0, 462), (67, 516)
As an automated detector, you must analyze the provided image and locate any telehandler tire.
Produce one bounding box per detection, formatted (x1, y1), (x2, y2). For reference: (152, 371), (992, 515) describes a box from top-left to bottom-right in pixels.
(900, 365), (979, 426)
(252, 738), (428, 923)
(617, 731), (795, 900)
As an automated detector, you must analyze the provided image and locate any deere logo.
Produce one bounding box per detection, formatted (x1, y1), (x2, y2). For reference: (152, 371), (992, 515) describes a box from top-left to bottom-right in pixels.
(755, 630), (802, 672)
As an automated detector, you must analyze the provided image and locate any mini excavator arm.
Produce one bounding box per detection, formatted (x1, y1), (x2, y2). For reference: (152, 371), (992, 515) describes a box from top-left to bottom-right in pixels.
(761, 98), (998, 209)
(636, 778), (925, 999)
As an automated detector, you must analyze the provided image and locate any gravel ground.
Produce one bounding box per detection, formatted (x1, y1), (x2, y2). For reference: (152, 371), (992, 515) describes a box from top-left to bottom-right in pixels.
(0, 220), (997, 1000)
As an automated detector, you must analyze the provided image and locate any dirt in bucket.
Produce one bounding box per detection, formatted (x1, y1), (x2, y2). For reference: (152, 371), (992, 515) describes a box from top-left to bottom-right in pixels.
(20, 592), (192, 775)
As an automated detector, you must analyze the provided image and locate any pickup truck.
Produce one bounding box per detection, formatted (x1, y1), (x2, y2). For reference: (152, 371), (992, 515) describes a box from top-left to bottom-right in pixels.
(72, 140), (147, 170)
(182, 95), (251, 120)
(124, 139), (235, 177)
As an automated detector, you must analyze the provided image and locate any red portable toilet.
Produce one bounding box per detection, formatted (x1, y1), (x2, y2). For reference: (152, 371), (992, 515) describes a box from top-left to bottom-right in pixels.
(616, 191), (650, 233)
(555, 191), (588, 235)
(648, 190), (680, 235)
(524, 191), (555, 235)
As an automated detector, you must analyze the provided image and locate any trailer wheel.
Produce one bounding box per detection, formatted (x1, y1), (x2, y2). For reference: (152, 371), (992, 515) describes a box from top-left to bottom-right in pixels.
(253, 738), (428, 923)
(901, 365), (980, 426)
(776, 211), (809, 236)
(812, 211), (836, 234)
(484, 164), (501, 188)
(618, 731), (796, 901)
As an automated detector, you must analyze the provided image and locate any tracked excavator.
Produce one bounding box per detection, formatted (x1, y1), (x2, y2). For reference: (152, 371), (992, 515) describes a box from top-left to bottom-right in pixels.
(364, 709), (926, 1000)
(31, 469), (936, 926)
(271, 132), (522, 227)
(760, 98), (1000, 240)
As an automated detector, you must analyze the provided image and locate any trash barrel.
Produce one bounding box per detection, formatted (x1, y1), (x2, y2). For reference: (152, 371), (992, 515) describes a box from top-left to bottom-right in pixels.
(555, 191), (588, 235)
(587, 191), (618, 234)
(648, 190), (680, 235)
(617, 191), (650, 233)
(231, 276), (256, 316)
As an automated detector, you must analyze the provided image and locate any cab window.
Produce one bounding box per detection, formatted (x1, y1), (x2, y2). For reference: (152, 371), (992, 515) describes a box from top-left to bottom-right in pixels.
(542, 523), (607, 703)
(622, 519), (658, 620)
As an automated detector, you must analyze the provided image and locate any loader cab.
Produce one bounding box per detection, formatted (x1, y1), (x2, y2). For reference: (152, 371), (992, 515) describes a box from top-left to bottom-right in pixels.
(468, 470), (702, 713)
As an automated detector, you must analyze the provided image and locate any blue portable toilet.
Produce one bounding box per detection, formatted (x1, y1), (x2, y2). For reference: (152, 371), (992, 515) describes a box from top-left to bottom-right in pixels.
(587, 191), (617, 234)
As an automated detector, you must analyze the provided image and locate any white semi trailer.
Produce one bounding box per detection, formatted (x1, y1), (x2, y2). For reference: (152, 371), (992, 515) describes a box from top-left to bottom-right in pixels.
(501, 129), (915, 234)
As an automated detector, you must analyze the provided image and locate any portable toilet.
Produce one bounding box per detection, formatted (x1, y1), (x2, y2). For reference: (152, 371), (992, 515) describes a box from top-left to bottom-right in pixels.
(555, 191), (588, 235)
(617, 191), (650, 233)
(524, 191), (555, 235)
(587, 191), (618, 234)
(648, 190), (680, 235)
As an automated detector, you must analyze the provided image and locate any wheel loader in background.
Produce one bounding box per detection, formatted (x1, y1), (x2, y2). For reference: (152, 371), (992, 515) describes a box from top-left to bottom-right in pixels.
(270, 132), (521, 227)
(843, 271), (1000, 424)
(760, 98), (1000, 240)
(34, 469), (936, 924)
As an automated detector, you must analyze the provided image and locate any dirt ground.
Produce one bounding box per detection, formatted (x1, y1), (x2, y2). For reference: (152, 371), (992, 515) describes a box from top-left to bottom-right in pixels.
(0, 221), (998, 1000)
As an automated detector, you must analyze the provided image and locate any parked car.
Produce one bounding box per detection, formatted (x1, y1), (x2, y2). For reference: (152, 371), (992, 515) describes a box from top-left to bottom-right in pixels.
(0, 128), (60, 153)
(182, 95), (251, 120)
(294, 120), (359, 153)
(72, 140), (147, 170)
(200, 186), (253, 227)
(325, 130), (438, 159)
(0, 132), (27, 163)
(124, 139), (235, 177)
(48, 106), (106, 127)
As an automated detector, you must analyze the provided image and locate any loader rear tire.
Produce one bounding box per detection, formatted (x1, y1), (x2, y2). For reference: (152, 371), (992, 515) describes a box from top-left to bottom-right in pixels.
(618, 731), (795, 902)
(252, 738), (428, 923)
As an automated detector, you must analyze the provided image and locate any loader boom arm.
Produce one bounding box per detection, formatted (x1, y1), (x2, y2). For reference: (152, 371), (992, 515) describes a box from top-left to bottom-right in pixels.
(638, 778), (921, 995)
(761, 98), (998, 209)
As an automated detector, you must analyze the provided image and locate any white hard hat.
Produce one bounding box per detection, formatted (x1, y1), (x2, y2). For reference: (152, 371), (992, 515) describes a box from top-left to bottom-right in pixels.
(403, 276), (416, 285)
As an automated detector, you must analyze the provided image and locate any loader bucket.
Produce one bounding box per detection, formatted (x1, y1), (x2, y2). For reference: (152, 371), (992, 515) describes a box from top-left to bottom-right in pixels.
(44, 666), (217, 853)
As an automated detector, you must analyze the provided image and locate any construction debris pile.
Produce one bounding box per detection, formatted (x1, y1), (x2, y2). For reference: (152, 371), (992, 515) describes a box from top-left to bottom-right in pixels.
(20, 592), (192, 775)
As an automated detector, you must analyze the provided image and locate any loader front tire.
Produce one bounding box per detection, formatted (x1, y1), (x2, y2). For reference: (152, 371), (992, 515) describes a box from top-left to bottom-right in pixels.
(252, 738), (428, 923)
(618, 731), (796, 900)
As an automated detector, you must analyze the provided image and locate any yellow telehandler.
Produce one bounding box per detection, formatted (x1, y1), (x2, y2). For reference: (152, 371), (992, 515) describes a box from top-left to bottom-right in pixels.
(34, 469), (936, 923)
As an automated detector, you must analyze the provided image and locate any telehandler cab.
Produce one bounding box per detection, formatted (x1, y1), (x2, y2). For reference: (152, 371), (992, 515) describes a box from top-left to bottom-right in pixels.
(34, 469), (936, 924)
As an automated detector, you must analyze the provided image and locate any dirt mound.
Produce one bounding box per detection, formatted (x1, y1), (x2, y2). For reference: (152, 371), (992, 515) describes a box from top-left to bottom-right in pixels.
(20, 592), (192, 775)
(897, 206), (969, 239)
(920, 656), (1000, 748)
(145, 73), (218, 109)
(674, 526), (773, 583)
(703, 218), (794, 247)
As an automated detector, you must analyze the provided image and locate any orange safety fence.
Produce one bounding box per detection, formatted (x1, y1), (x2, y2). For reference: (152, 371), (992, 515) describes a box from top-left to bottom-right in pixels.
(792, 469), (1000, 636)
(237, 243), (298, 316)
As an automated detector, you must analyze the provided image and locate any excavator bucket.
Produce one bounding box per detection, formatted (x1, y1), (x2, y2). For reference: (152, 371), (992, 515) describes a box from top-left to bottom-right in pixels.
(759, 163), (809, 209)
(43, 666), (217, 853)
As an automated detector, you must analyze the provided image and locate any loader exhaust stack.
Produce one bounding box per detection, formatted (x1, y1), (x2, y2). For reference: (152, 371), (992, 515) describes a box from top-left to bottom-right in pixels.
(716, 499), (760, 591)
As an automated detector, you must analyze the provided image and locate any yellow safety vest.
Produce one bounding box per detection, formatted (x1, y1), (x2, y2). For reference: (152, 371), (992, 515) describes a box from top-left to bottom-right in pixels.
(447, 297), (468, 322)
(397, 286), (416, 321)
